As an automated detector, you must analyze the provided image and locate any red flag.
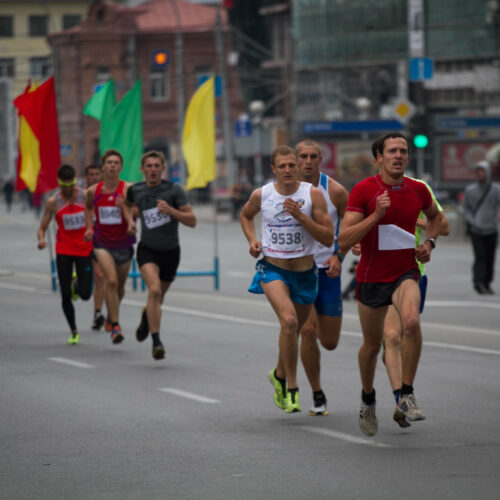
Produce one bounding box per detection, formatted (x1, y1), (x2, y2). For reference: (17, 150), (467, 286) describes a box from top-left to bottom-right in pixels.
(13, 77), (60, 194)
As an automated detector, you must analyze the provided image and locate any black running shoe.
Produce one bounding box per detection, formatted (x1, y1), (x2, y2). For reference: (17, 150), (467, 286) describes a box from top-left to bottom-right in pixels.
(135, 308), (149, 342)
(152, 341), (165, 360)
(91, 313), (105, 331)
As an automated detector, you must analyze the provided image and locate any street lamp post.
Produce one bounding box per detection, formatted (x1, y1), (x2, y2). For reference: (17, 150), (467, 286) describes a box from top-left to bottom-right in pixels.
(249, 100), (265, 186)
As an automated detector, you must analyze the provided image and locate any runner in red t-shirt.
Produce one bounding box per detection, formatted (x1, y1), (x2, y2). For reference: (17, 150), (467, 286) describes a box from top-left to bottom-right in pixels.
(37, 164), (93, 345)
(84, 149), (135, 345)
(337, 132), (442, 437)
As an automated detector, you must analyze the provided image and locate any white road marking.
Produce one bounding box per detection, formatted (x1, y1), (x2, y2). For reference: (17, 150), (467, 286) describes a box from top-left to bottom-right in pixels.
(159, 388), (220, 404)
(423, 341), (500, 356)
(426, 300), (500, 310)
(301, 426), (392, 448)
(0, 282), (38, 293)
(48, 357), (94, 369)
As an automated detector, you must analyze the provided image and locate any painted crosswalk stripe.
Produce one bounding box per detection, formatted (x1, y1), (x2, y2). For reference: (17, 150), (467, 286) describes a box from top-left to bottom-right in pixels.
(48, 357), (94, 369)
(159, 388), (220, 404)
(301, 426), (393, 448)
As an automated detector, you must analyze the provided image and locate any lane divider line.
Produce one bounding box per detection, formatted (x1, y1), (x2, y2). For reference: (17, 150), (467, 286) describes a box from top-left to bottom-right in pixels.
(300, 426), (393, 448)
(158, 388), (221, 404)
(48, 357), (94, 369)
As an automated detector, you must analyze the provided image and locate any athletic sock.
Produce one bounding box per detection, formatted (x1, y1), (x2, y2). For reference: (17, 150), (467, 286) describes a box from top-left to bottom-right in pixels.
(313, 390), (325, 400)
(401, 383), (414, 396)
(112, 322), (119, 328)
(151, 333), (160, 346)
(362, 389), (376, 405)
(393, 389), (401, 405)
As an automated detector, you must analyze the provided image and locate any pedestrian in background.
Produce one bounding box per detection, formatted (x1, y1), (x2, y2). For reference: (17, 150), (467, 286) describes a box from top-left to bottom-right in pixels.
(463, 161), (500, 295)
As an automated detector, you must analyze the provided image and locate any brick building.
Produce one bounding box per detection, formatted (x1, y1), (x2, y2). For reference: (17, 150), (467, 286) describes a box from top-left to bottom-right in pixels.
(49, 0), (244, 175)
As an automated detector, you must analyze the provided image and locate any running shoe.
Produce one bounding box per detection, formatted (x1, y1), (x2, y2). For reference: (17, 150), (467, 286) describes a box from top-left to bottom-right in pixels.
(111, 325), (124, 344)
(268, 369), (287, 410)
(68, 331), (80, 345)
(152, 341), (165, 360)
(104, 316), (112, 333)
(359, 400), (378, 436)
(309, 392), (328, 416)
(392, 405), (411, 428)
(285, 389), (301, 413)
(71, 272), (79, 301)
(91, 312), (105, 331)
(398, 393), (426, 421)
(135, 307), (149, 342)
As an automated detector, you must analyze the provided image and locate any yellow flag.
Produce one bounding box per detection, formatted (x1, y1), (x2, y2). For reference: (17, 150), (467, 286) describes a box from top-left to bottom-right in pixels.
(182, 76), (215, 190)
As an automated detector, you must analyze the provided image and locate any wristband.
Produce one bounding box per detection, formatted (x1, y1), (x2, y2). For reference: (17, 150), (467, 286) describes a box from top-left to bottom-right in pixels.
(333, 251), (345, 262)
(425, 238), (436, 249)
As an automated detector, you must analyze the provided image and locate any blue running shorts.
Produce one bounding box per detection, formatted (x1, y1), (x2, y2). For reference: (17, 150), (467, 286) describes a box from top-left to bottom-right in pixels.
(248, 259), (318, 305)
(315, 268), (342, 317)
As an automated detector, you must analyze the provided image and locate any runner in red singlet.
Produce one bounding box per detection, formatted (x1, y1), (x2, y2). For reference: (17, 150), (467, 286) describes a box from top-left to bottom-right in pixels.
(84, 149), (135, 345)
(37, 164), (93, 345)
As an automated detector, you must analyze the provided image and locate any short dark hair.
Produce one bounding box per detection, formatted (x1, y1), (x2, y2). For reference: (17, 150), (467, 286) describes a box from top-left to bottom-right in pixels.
(377, 132), (409, 155)
(58, 164), (76, 181)
(295, 138), (321, 154)
(102, 149), (123, 166)
(85, 164), (101, 175)
(141, 150), (166, 167)
(271, 145), (296, 166)
(371, 135), (385, 159)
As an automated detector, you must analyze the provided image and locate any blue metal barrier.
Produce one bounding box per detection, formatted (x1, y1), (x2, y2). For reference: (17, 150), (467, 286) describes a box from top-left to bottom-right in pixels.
(50, 256), (219, 292)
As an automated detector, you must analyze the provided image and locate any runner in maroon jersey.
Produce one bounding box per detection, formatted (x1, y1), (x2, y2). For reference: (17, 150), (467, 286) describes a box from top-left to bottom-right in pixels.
(84, 149), (135, 345)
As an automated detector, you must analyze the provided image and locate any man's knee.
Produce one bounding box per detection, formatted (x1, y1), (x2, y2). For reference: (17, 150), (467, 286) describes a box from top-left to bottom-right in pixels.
(383, 327), (401, 350)
(401, 315), (421, 339)
(300, 322), (317, 343)
(280, 313), (298, 334)
(361, 341), (381, 357)
(148, 284), (162, 301)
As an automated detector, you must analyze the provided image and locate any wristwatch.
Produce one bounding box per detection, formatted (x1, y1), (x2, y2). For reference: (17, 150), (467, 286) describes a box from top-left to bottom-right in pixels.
(425, 238), (436, 249)
(333, 251), (345, 262)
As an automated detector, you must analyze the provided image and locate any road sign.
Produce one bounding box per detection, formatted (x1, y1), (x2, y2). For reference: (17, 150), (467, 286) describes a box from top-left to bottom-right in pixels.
(235, 118), (252, 138)
(302, 119), (403, 135)
(392, 97), (415, 123)
(409, 57), (433, 81)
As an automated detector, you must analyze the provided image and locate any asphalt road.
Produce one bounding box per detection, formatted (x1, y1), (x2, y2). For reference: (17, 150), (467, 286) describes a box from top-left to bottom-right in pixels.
(1, 203), (499, 499)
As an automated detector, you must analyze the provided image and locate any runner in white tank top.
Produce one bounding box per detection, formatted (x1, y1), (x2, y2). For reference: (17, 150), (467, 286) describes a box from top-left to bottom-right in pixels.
(240, 145), (333, 414)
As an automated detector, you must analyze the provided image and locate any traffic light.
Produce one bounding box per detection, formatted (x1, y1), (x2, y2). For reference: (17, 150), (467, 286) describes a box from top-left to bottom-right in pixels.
(413, 134), (429, 149)
(151, 50), (169, 69)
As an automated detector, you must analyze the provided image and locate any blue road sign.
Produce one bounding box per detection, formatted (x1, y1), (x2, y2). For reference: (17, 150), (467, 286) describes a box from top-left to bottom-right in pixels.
(435, 116), (500, 131)
(235, 118), (252, 138)
(409, 57), (433, 81)
(302, 119), (403, 135)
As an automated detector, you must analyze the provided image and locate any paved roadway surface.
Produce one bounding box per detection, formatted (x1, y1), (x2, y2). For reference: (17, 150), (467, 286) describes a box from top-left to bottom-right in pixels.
(1, 203), (499, 499)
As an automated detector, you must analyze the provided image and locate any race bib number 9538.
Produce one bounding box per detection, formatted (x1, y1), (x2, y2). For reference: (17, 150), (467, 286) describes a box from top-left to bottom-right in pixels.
(62, 212), (85, 231)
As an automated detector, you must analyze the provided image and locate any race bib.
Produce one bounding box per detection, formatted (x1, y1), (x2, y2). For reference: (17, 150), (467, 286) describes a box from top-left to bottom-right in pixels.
(98, 205), (122, 225)
(269, 225), (304, 253)
(143, 207), (171, 229)
(62, 212), (85, 231)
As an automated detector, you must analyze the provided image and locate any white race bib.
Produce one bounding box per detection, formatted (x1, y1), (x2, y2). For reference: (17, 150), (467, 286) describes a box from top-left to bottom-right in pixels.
(143, 207), (171, 229)
(98, 206), (122, 225)
(268, 225), (305, 253)
(62, 212), (85, 231)
(378, 224), (415, 250)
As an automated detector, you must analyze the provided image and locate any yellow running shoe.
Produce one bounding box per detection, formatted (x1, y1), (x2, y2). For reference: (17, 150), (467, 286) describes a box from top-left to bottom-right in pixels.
(68, 331), (80, 345)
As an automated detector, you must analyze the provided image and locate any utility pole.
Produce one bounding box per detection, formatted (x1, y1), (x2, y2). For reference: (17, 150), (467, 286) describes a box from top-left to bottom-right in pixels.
(215, 4), (235, 189)
(170, 0), (185, 186)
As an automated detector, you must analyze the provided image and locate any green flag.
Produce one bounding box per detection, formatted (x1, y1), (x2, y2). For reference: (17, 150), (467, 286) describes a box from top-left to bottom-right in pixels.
(83, 79), (143, 182)
(108, 80), (143, 182)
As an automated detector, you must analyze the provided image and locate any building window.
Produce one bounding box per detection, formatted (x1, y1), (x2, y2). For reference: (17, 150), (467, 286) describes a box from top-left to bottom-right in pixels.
(0, 58), (14, 77)
(0, 16), (13, 37)
(63, 14), (82, 30)
(30, 57), (51, 80)
(96, 67), (110, 86)
(149, 69), (169, 101)
(29, 16), (48, 37)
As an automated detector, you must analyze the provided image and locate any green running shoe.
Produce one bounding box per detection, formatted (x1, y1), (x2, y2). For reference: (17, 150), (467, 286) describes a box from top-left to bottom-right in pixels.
(152, 341), (165, 360)
(268, 369), (287, 410)
(68, 331), (80, 345)
(285, 389), (301, 413)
